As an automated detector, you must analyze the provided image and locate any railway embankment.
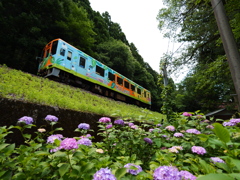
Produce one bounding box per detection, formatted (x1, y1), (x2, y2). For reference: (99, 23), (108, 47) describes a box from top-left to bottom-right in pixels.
(0, 65), (165, 144)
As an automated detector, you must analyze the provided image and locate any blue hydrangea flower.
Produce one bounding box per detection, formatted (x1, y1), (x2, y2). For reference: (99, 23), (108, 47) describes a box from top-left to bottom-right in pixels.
(18, 116), (33, 125)
(153, 166), (181, 180)
(210, 157), (225, 164)
(114, 119), (124, 125)
(77, 137), (92, 146)
(179, 170), (196, 180)
(124, 163), (143, 175)
(45, 115), (58, 122)
(78, 123), (90, 130)
(144, 137), (153, 144)
(60, 138), (78, 150)
(93, 168), (116, 180)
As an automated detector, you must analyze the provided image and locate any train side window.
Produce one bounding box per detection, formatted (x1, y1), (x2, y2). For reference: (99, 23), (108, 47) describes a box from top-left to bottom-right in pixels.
(60, 48), (65, 56)
(124, 81), (129, 89)
(79, 57), (86, 68)
(131, 84), (135, 91)
(96, 65), (105, 77)
(67, 51), (72, 60)
(117, 77), (123, 86)
(137, 88), (141, 95)
(144, 91), (147, 98)
(108, 72), (115, 81)
(51, 41), (58, 55)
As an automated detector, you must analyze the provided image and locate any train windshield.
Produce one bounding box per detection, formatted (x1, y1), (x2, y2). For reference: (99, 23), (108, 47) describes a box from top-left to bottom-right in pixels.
(51, 40), (58, 55)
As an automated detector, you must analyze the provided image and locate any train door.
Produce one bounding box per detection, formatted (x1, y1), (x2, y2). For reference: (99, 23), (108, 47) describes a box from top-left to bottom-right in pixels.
(65, 50), (73, 70)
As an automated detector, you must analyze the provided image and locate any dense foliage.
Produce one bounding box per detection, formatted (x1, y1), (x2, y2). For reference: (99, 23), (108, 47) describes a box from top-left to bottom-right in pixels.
(1, 112), (240, 179)
(157, 0), (240, 113)
(0, 0), (162, 111)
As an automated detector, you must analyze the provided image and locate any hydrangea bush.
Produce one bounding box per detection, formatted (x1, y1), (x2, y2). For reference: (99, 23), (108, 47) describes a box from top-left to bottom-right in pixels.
(0, 112), (240, 179)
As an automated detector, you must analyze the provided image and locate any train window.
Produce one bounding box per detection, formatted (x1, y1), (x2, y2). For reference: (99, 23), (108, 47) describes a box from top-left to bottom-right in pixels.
(137, 88), (141, 94)
(144, 91), (147, 98)
(131, 84), (135, 91)
(79, 57), (86, 68)
(67, 51), (72, 60)
(108, 72), (115, 81)
(117, 77), (123, 85)
(60, 48), (65, 56)
(96, 65), (105, 77)
(51, 41), (58, 55)
(124, 81), (129, 89)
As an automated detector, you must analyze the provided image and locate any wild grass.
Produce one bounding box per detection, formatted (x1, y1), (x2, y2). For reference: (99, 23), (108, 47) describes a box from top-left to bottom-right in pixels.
(0, 65), (165, 123)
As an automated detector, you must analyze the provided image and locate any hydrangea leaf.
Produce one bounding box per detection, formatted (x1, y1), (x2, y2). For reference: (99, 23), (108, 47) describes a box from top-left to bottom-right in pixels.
(213, 123), (230, 143)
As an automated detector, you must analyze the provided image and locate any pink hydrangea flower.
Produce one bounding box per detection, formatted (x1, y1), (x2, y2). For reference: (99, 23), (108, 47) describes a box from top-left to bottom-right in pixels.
(182, 112), (192, 117)
(165, 125), (175, 131)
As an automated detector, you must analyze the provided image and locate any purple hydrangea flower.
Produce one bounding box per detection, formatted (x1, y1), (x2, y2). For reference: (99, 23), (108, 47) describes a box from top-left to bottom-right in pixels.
(47, 134), (63, 143)
(18, 116), (33, 125)
(99, 117), (111, 123)
(131, 125), (138, 129)
(77, 137), (92, 146)
(179, 170), (196, 180)
(206, 125), (214, 129)
(124, 163), (143, 175)
(174, 133), (184, 137)
(210, 157), (225, 164)
(114, 119), (124, 126)
(50, 146), (61, 153)
(153, 166), (181, 180)
(223, 119), (240, 126)
(60, 138), (78, 150)
(149, 128), (154, 132)
(45, 115), (58, 122)
(93, 168), (116, 180)
(78, 123), (90, 130)
(223, 121), (235, 126)
(128, 122), (134, 127)
(156, 124), (162, 127)
(182, 112), (192, 117)
(186, 129), (201, 134)
(144, 137), (153, 144)
(191, 146), (207, 155)
(165, 125), (175, 131)
(106, 124), (113, 129)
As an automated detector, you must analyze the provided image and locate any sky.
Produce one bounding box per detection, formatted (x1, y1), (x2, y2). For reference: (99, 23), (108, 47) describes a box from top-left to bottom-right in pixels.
(88, 0), (171, 74)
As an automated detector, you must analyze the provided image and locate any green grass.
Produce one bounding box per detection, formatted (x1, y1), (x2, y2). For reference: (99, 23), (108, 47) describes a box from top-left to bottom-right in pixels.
(0, 65), (165, 123)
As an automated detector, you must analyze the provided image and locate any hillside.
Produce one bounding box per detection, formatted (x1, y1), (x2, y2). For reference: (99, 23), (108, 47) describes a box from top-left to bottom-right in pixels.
(0, 65), (165, 123)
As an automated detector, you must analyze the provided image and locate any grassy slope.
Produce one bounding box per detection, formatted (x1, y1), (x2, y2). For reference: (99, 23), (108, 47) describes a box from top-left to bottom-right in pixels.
(0, 65), (165, 123)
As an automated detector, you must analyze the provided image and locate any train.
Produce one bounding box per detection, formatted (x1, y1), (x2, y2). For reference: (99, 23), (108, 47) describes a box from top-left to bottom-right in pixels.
(37, 38), (151, 108)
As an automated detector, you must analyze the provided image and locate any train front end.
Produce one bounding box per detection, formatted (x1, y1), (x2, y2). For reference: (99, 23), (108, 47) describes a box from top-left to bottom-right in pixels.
(37, 39), (60, 77)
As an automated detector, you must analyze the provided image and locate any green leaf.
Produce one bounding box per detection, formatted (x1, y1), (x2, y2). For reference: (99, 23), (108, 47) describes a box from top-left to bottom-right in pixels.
(213, 123), (230, 143)
(59, 163), (70, 177)
(196, 173), (235, 180)
(3, 144), (15, 155)
(199, 159), (216, 174)
(34, 151), (50, 156)
(0, 171), (12, 180)
(114, 168), (126, 180)
(0, 143), (10, 151)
